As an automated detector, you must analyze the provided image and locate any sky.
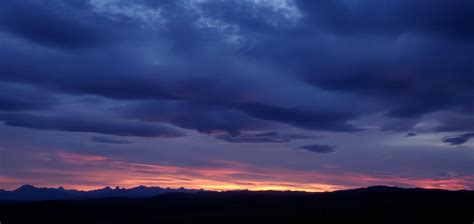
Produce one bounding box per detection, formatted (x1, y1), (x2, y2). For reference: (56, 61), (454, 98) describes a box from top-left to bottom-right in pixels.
(0, 0), (473, 191)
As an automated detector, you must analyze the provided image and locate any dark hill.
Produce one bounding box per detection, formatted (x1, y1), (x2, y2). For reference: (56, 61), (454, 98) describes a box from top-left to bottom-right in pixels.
(0, 186), (472, 224)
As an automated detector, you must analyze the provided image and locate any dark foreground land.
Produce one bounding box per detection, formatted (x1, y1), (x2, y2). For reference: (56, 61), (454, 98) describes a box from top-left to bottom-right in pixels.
(0, 186), (473, 224)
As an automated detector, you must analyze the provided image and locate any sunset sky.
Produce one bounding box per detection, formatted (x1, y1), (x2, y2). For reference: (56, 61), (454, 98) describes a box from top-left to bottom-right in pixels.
(0, 0), (473, 191)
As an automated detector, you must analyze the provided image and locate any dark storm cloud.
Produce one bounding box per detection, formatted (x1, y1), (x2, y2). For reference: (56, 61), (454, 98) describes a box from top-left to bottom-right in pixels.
(435, 116), (474, 133)
(0, 0), (178, 101)
(56, 74), (180, 101)
(238, 103), (361, 132)
(125, 101), (272, 135)
(0, 0), (262, 101)
(0, 83), (57, 111)
(0, 0), (118, 49)
(91, 136), (133, 144)
(0, 0), (473, 138)
(287, 0), (474, 120)
(0, 38), (180, 101)
(239, 0), (474, 122)
(295, 0), (474, 39)
(215, 131), (315, 144)
(198, 0), (295, 33)
(272, 35), (474, 120)
(0, 113), (184, 138)
(125, 100), (359, 135)
(431, 115), (474, 145)
(300, 144), (336, 154)
(216, 133), (287, 144)
(442, 133), (474, 146)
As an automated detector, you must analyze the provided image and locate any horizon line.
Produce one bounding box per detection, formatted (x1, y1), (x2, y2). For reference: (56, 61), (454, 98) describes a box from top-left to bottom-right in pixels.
(3, 184), (471, 193)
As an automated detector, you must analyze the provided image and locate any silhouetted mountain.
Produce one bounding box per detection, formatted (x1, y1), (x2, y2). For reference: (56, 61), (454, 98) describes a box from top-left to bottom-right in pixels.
(0, 185), (202, 202)
(0, 186), (472, 223)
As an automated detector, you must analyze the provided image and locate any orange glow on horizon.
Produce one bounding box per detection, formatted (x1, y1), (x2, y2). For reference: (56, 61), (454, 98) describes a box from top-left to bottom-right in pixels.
(0, 151), (472, 192)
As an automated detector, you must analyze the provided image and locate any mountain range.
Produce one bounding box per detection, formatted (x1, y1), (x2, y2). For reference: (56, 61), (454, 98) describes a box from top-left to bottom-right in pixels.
(0, 184), (202, 201)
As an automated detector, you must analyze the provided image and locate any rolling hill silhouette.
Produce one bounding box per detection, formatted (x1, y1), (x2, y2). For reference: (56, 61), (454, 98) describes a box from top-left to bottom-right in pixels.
(0, 185), (472, 224)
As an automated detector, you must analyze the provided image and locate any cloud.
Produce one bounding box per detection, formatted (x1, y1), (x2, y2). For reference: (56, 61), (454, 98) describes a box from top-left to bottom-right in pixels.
(442, 133), (474, 146)
(90, 136), (133, 144)
(0, 0), (473, 137)
(0, 0), (117, 49)
(435, 115), (474, 133)
(290, 36), (474, 119)
(0, 83), (57, 111)
(125, 99), (361, 135)
(215, 131), (315, 144)
(0, 113), (184, 138)
(238, 102), (361, 132)
(300, 144), (336, 154)
(295, 0), (474, 39)
(125, 101), (272, 135)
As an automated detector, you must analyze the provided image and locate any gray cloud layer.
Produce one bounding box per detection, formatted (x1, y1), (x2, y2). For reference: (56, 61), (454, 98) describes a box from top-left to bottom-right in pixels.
(300, 144), (336, 154)
(0, 0), (473, 145)
(0, 113), (184, 138)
